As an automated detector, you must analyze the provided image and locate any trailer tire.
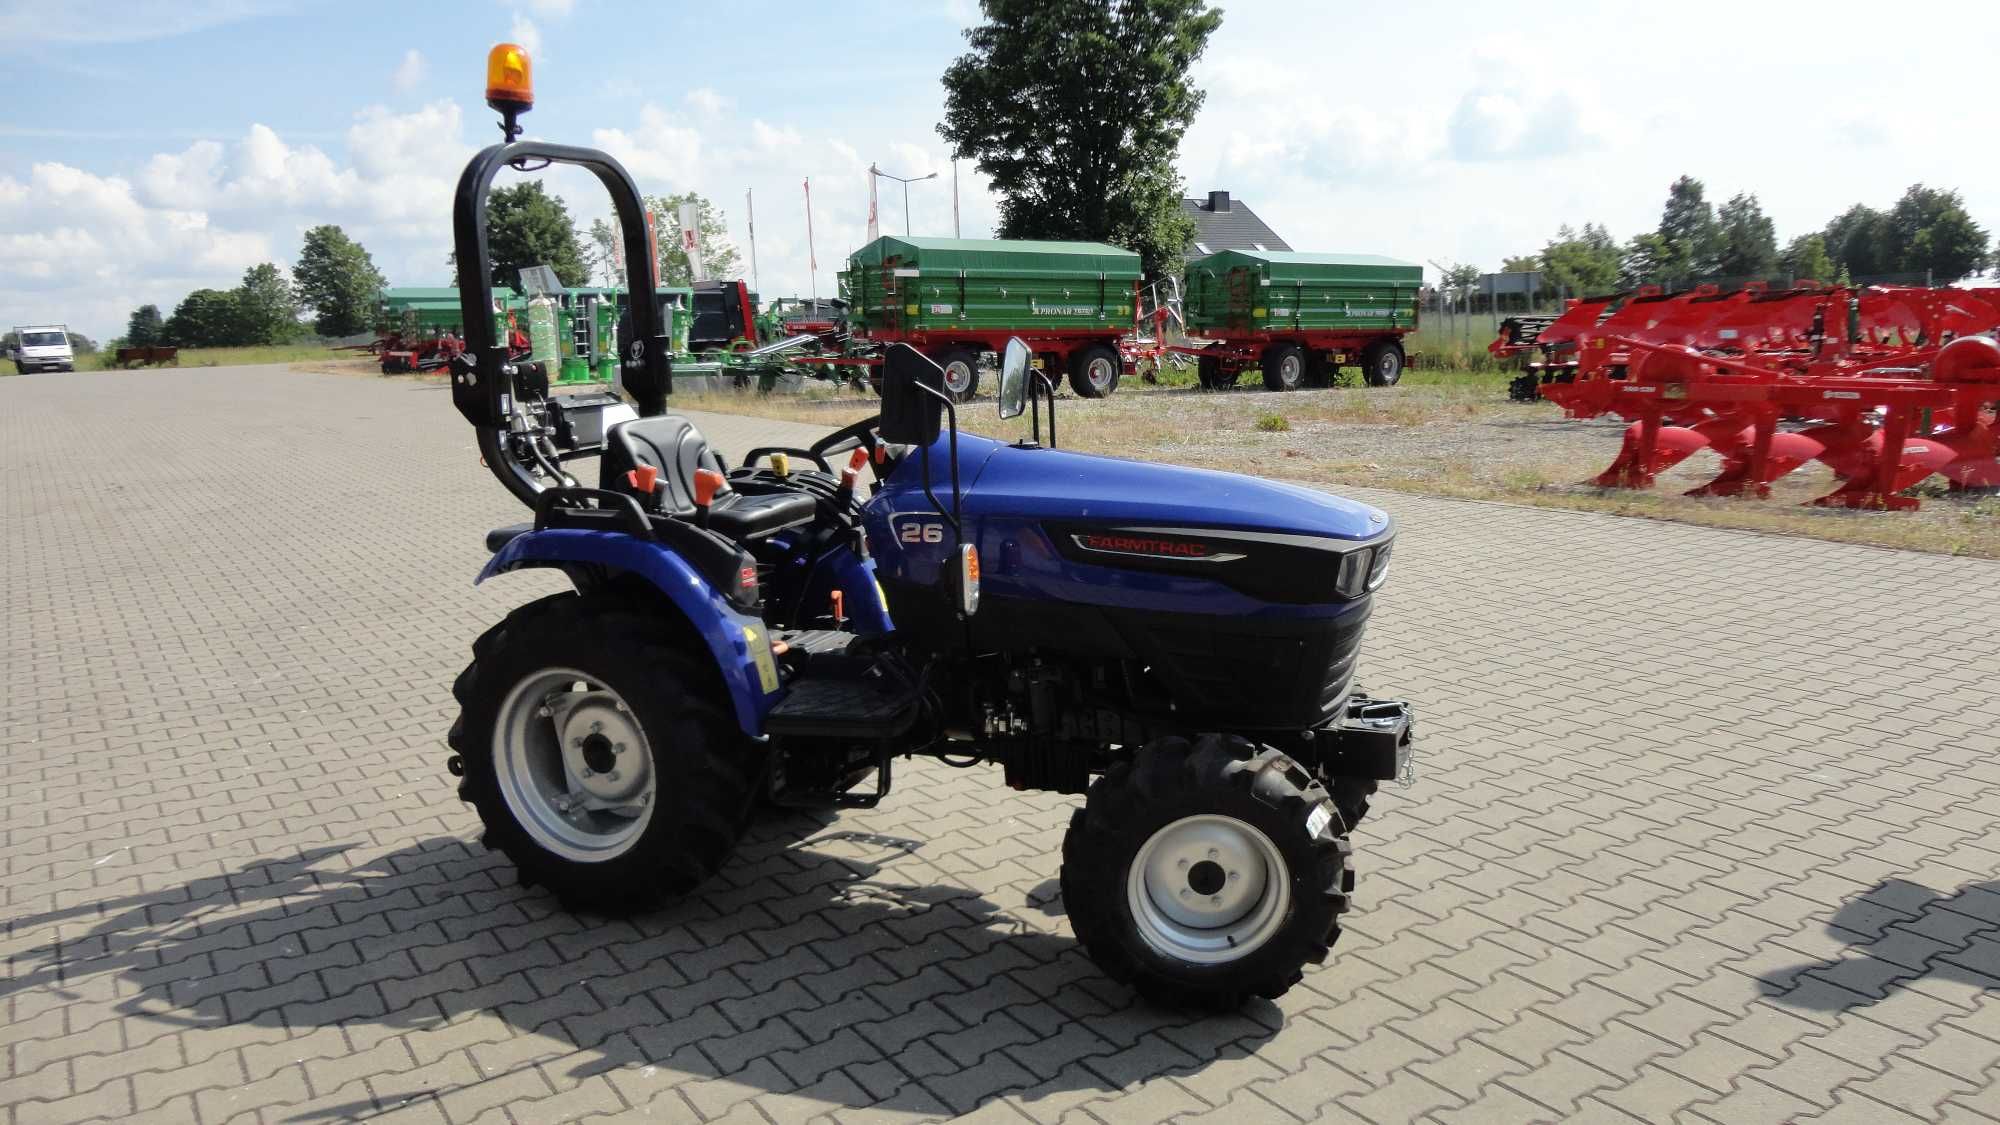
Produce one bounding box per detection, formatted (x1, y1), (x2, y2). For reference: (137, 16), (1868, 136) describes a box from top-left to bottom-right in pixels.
(1362, 341), (1404, 387)
(1062, 735), (1351, 1009)
(449, 591), (762, 914)
(1068, 344), (1121, 398)
(1261, 343), (1306, 392)
(936, 347), (980, 400)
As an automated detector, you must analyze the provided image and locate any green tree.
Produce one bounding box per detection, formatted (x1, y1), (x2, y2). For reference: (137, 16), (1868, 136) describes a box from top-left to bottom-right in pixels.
(585, 218), (620, 286)
(1619, 232), (1673, 288)
(1499, 254), (1541, 274)
(459, 181), (589, 289)
(164, 289), (243, 347)
(1715, 192), (1777, 280)
(642, 192), (744, 286)
(1540, 223), (1621, 296)
(1884, 184), (1988, 282)
(293, 225), (387, 336)
(939, 0), (1222, 276)
(1824, 204), (1891, 277)
(233, 263), (304, 345)
(124, 304), (164, 347)
(1656, 175), (1722, 280)
(1780, 234), (1835, 284)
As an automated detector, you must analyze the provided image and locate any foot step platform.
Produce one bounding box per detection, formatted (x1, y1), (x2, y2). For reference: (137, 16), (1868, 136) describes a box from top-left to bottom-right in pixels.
(762, 670), (921, 740)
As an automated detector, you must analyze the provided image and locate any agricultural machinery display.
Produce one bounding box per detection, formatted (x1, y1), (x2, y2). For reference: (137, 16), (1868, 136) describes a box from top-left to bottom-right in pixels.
(1497, 283), (2000, 507)
(1182, 251), (1422, 391)
(837, 235), (1147, 398)
(439, 43), (1414, 1009)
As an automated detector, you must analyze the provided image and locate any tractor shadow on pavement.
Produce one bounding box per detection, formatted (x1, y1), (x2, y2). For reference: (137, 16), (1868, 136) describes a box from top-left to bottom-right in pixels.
(1759, 876), (2000, 1011)
(3, 809), (1281, 1119)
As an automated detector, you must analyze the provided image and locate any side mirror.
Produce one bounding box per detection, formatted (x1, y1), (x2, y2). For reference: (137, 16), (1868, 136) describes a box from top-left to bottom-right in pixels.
(878, 343), (945, 444)
(998, 338), (1031, 420)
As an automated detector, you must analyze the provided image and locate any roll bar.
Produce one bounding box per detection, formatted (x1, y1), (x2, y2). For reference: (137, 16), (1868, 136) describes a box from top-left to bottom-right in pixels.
(448, 141), (672, 506)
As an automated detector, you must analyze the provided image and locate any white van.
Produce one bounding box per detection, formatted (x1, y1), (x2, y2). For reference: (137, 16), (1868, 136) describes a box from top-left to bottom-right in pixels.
(13, 325), (75, 373)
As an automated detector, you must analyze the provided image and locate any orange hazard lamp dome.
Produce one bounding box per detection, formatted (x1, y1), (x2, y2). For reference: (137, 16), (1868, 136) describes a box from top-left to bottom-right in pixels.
(485, 43), (534, 113)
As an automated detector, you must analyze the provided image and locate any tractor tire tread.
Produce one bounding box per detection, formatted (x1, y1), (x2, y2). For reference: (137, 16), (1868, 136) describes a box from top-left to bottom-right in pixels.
(1061, 733), (1350, 1010)
(449, 591), (758, 915)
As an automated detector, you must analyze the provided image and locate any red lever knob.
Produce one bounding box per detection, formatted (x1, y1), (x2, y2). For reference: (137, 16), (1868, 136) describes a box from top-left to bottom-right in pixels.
(625, 465), (660, 494)
(692, 467), (726, 507)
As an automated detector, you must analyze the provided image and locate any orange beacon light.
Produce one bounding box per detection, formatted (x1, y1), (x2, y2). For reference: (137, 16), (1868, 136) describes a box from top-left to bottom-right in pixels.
(485, 44), (533, 139)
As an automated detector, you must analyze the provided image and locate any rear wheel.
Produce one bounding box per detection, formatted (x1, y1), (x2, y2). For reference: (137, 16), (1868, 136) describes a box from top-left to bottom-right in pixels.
(1068, 344), (1121, 398)
(1061, 735), (1352, 1009)
(1361, 341), (1404, 387)
(1261, 343), (1306, 392)
(936, 347), (980, 400)
(448, 592), (761, 913)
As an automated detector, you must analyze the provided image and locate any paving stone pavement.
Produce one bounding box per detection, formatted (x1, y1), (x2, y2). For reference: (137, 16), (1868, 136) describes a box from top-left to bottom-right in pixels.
(5, 364), (2000, 1125)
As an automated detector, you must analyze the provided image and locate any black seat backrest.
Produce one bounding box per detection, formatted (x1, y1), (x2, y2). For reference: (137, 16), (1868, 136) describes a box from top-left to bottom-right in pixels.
(600, 415), (723, 514)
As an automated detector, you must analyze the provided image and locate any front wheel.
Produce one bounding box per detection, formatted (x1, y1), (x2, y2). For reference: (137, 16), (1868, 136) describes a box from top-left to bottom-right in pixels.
(448, 592), (762, 913)
(1061, 735), (1352, 1009)
(1067, 343), (1121, 398)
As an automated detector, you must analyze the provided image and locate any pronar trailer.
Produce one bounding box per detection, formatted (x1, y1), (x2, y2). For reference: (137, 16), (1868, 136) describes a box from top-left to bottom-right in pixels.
(1183, 251), (1422, 391)
(840, 235), (1143, 397)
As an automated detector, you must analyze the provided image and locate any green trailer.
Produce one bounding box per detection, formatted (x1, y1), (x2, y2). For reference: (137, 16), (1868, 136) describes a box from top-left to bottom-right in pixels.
(1182, 250), (1422, 391)
(840, 235), (1143, 398)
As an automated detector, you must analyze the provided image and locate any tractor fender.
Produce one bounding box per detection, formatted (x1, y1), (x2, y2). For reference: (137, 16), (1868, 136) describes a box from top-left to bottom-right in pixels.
(477, 528), (780, 736)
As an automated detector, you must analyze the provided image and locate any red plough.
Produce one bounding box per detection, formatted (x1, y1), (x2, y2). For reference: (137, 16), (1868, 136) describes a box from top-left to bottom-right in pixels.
(1527, 285), (2000, 508)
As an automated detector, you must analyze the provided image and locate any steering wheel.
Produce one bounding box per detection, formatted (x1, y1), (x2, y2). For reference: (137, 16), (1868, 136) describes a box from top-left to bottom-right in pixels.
(808, 414), (884, 463)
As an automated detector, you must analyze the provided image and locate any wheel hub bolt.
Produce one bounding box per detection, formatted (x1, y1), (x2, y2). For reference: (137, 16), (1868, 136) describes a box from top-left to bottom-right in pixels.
(581, 767), (594, 778)
(1207, 848), (1219, 859)
(591, 721), (603, 733)
(607, 770), (620, 782)
(614, 743), (626, 754)
(1180, 889), (1192, 900)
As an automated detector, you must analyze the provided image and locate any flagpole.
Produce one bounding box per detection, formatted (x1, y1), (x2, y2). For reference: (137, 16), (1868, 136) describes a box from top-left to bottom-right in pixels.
(746, 188), (759, 296)
(804, 177), (818, 307)
(952, 159), (960, 238)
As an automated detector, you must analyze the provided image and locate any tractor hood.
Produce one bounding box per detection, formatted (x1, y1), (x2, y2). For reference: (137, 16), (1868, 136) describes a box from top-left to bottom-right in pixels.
(946, 432), (1389, 541)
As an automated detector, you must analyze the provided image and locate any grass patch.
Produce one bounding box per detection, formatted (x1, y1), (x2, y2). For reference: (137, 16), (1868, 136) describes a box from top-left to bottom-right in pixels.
(1255, 412), (1290, 433)
(85, 344), (346, 371)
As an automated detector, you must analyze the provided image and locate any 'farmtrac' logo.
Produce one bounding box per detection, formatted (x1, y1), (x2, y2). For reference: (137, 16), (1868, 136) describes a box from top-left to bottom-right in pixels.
(1071, 533), (1243, 562)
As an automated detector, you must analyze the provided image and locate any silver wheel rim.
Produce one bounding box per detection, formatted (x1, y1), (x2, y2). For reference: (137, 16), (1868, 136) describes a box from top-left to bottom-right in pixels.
(1280, 353), (1302, 387)
(1126, 814), (1290, 963)
(1087, 355), (1116, 390)
(493, 667), (656, 863)
(943, 359), (974, 394)
(1377, 354), (1398, 381)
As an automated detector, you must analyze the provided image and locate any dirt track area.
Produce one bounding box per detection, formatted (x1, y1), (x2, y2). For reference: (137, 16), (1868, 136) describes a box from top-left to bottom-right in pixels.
(676, 380), (2000, 559)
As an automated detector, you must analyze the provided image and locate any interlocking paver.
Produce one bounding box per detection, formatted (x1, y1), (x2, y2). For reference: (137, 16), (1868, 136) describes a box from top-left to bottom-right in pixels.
(7, 365), (2000, 1124)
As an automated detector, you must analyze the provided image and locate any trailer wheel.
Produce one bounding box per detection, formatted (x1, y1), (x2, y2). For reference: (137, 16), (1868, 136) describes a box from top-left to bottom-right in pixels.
(1062, 735), (1351, 1009)
(1362, 341), (1404, 387)
(449, 591), (762, 913)
(1261, 343), (1306, 392)
(937, 347), (980, 400)
(1069, 344), (1121, 398)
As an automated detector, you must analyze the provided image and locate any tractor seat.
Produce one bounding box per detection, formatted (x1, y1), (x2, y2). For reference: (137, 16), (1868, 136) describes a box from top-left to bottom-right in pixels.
(600, 415), (816, 540)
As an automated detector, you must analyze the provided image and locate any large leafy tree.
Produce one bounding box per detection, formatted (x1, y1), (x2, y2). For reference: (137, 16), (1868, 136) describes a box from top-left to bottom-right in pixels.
(1540, 223), (1621, 295)
(1715, 192), (1778, 280)
(1656, 175), (1723, 280)
(939, 0), (1222, 276)
(1884, 184), (1988, 282)
(164, 289), (243, 347)
(460, 181), (589, 288)
(234, 263), (304, 345)
(1823, 203), (1891, 277)
(124, 304), (165, 347)
(293, 225), (387, 336)
(1619, 232), (1673, 289)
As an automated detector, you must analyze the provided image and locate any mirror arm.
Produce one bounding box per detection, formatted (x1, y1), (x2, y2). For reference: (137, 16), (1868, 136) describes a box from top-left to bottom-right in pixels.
(913, 382), (963, 536)
(1034, 370), (1059, 449)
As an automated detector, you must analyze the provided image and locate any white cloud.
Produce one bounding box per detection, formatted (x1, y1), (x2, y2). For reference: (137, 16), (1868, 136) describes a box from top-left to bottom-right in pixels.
(392, 49), (426, 93)
(509, 14), (542, 53)
(524, 0), (573, 14)
(685, 88), (730, 115)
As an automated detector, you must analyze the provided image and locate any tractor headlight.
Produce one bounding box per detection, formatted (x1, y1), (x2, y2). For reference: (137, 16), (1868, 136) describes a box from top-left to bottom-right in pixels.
(1366, 538), (1393, 591)
(1336, 549), (1370, 598)
(1335, 537), (1394, 599)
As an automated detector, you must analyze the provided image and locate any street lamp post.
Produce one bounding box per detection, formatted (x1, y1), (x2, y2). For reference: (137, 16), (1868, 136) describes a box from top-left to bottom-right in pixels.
(870, 164), (940, 236)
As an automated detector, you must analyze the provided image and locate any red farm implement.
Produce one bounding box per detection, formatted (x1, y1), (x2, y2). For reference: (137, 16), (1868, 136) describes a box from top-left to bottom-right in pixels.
(1530, 284), (2000, 509)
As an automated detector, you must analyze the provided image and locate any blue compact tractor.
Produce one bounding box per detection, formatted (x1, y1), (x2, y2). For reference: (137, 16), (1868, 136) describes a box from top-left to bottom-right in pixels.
(442, 48), (1412, 1008)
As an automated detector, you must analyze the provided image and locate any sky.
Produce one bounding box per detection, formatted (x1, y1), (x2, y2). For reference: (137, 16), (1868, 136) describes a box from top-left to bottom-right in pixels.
(5, 0), (1997, 343)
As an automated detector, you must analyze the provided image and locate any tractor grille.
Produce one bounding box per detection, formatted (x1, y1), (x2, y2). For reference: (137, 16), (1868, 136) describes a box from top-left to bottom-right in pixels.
(1110, 597), (1374, 731)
